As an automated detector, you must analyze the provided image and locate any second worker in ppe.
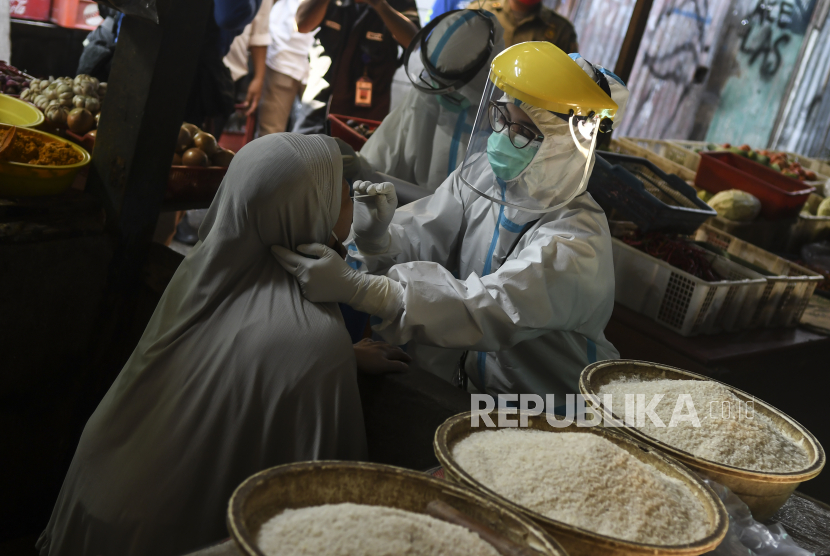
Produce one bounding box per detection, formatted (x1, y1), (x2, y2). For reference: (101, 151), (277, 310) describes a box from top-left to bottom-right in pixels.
(273, 44), (630, 399)
(359, 9), (505, 192)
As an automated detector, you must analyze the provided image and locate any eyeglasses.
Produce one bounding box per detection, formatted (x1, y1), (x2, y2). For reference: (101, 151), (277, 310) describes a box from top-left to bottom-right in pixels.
(488, 101), (544, 149)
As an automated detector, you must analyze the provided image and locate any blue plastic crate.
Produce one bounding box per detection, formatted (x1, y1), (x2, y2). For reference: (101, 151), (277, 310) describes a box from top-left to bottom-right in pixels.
(589, 152), (716, 234)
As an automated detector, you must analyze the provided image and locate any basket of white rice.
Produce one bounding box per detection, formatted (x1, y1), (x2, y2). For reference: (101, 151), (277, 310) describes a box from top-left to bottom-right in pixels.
(434, 414), (728, 556)
(227, 461), (566, 556)
(579, 359), (825, 521)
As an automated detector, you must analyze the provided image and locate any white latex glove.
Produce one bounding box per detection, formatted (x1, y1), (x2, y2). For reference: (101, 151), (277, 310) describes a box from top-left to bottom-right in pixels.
(352, 180), (397, 254)
(271, 243), (404, 319)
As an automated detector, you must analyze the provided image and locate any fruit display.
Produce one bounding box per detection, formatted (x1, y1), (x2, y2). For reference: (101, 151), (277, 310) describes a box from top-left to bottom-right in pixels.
(698, 143), (818, 182)
(173, 122), (234, 168)
(0, 61), (31, 95)
(20, 74), (106, 133)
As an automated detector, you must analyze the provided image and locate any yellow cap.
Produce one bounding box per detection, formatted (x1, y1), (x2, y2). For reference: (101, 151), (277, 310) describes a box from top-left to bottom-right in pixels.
(489, 42), (618, 118)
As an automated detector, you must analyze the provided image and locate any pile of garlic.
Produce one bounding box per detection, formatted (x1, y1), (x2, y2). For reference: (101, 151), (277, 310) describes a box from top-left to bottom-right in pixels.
(21, 74), (106, 129)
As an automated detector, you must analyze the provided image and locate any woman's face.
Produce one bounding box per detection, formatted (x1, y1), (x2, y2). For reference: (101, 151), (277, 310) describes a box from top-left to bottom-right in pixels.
(330, 179), (353, 245)
(505, 103), (542, 137)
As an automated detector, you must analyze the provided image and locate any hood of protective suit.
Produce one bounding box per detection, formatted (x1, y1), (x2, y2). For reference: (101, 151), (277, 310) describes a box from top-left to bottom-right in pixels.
(569, 54), (630, 128)
(451, 13), (506, 105)
(480, 57), (630, 212)
(418, 10), (505, 106)
(361, 11), (505, 191)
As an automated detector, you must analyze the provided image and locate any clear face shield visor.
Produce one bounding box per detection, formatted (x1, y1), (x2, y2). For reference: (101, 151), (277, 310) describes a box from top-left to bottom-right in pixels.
(459, 77), (604, 214)
(403, 10), (495, 100)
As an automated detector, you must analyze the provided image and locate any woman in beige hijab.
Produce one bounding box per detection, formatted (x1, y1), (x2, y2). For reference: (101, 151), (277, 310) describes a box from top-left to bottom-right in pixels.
(38, 134), (370, 556)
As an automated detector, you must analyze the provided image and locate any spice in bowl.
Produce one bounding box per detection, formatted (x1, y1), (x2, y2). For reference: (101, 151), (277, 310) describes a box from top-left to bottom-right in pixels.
(0, 128), (82, 166)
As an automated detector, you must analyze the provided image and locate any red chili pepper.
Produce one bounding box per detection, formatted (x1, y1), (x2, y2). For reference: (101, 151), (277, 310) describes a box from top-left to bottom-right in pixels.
(623, 231), (723, 281)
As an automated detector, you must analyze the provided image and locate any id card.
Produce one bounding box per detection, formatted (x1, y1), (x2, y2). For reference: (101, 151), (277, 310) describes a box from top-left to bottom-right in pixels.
(355, 76), (373, 107)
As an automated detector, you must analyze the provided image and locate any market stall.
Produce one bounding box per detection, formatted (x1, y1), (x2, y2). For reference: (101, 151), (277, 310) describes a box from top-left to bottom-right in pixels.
(4, 0), (830, 548)
(586, 135), (830, 504)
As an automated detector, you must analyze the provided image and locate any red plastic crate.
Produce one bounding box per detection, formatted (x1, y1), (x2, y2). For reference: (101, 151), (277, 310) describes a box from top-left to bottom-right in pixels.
(51, 0), (101, 30)
(65, 129), (95, 152)
(10, 0), (52, 21)
(695, 151), (815, 220)
(327, 114), (380, 152)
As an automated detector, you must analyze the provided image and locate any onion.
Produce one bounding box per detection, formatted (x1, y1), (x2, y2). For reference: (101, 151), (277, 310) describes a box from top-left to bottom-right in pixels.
(182, 148), (209, 167)
(210, 149), (235, 167)
(193, 132), (220, 156)
(67, 108), (95, 135)
(176, 126), (192, 153)
(182, 122), (200, 137)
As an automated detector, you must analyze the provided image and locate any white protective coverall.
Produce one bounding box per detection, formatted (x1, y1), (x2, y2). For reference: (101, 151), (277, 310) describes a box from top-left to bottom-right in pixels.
(348, 60), (629, 398)
(360, 11), (505, 192)
(37, 134), (366, 556)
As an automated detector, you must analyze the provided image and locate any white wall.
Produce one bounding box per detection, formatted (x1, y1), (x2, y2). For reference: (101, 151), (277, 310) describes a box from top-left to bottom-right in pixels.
(0, 0), (10, 62)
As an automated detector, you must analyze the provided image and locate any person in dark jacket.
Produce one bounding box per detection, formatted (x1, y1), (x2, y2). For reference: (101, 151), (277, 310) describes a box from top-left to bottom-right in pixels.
(295, 0), (420, 131)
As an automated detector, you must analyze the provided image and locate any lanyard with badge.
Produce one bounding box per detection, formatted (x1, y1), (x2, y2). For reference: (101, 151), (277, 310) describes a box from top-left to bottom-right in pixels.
(355, 26), (387, 107)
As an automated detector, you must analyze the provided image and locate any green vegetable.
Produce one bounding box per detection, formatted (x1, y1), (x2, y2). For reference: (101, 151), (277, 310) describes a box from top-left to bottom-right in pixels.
(771, 163), (781, 171)
(730, 147), (748, 157)
(697, 189), (713, 203)
(708, 189), (762, 221)
(757, 155), (770, 166)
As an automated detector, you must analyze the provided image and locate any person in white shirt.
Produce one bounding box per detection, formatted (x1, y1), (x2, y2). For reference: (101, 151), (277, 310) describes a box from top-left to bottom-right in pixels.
(259, 0), (316, 134)
(223, 0), (274, 117)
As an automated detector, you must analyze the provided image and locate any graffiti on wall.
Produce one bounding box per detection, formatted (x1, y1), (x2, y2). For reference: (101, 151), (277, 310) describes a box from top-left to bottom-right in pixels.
(738, 0), (813, 78)
(643, 1), (710, 86)
(618, 0), (720, 138)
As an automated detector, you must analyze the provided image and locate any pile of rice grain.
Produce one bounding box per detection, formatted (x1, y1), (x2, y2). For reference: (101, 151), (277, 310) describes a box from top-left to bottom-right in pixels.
(598, 378), (810, 473)
(255, 502), (501, 556)
(452, 429), (709, 545)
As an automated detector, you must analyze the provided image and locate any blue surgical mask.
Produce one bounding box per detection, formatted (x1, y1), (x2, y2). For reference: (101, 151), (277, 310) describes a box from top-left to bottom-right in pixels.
(486, 131), (540, 181)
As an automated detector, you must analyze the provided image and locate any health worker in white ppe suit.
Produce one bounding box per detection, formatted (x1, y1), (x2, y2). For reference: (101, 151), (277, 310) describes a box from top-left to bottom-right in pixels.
(358, 9), (505, 192)
(273, 44), (630, 398)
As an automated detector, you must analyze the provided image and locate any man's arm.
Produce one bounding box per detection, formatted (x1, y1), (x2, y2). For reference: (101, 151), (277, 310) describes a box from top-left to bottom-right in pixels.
(245, 45), (267, 116)
(297, 0), (331, 33)
(361, 0), (418, 48)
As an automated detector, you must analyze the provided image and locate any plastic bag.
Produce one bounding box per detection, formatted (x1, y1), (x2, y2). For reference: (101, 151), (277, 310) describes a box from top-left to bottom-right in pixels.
(702, 478), (813, 556)
(98, 0), (158, 24)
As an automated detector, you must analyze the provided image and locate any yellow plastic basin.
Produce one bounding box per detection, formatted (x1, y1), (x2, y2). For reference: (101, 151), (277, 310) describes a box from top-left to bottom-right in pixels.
(0, 94), (45, 127)
(0, 124), (91, 197)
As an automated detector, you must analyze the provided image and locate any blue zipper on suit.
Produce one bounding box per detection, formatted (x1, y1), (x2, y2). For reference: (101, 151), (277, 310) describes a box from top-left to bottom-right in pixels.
(478, 179), (525, 387)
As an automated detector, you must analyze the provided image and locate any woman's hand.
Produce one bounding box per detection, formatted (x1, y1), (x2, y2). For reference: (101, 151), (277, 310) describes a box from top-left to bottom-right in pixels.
(354, 338), (412, 374)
